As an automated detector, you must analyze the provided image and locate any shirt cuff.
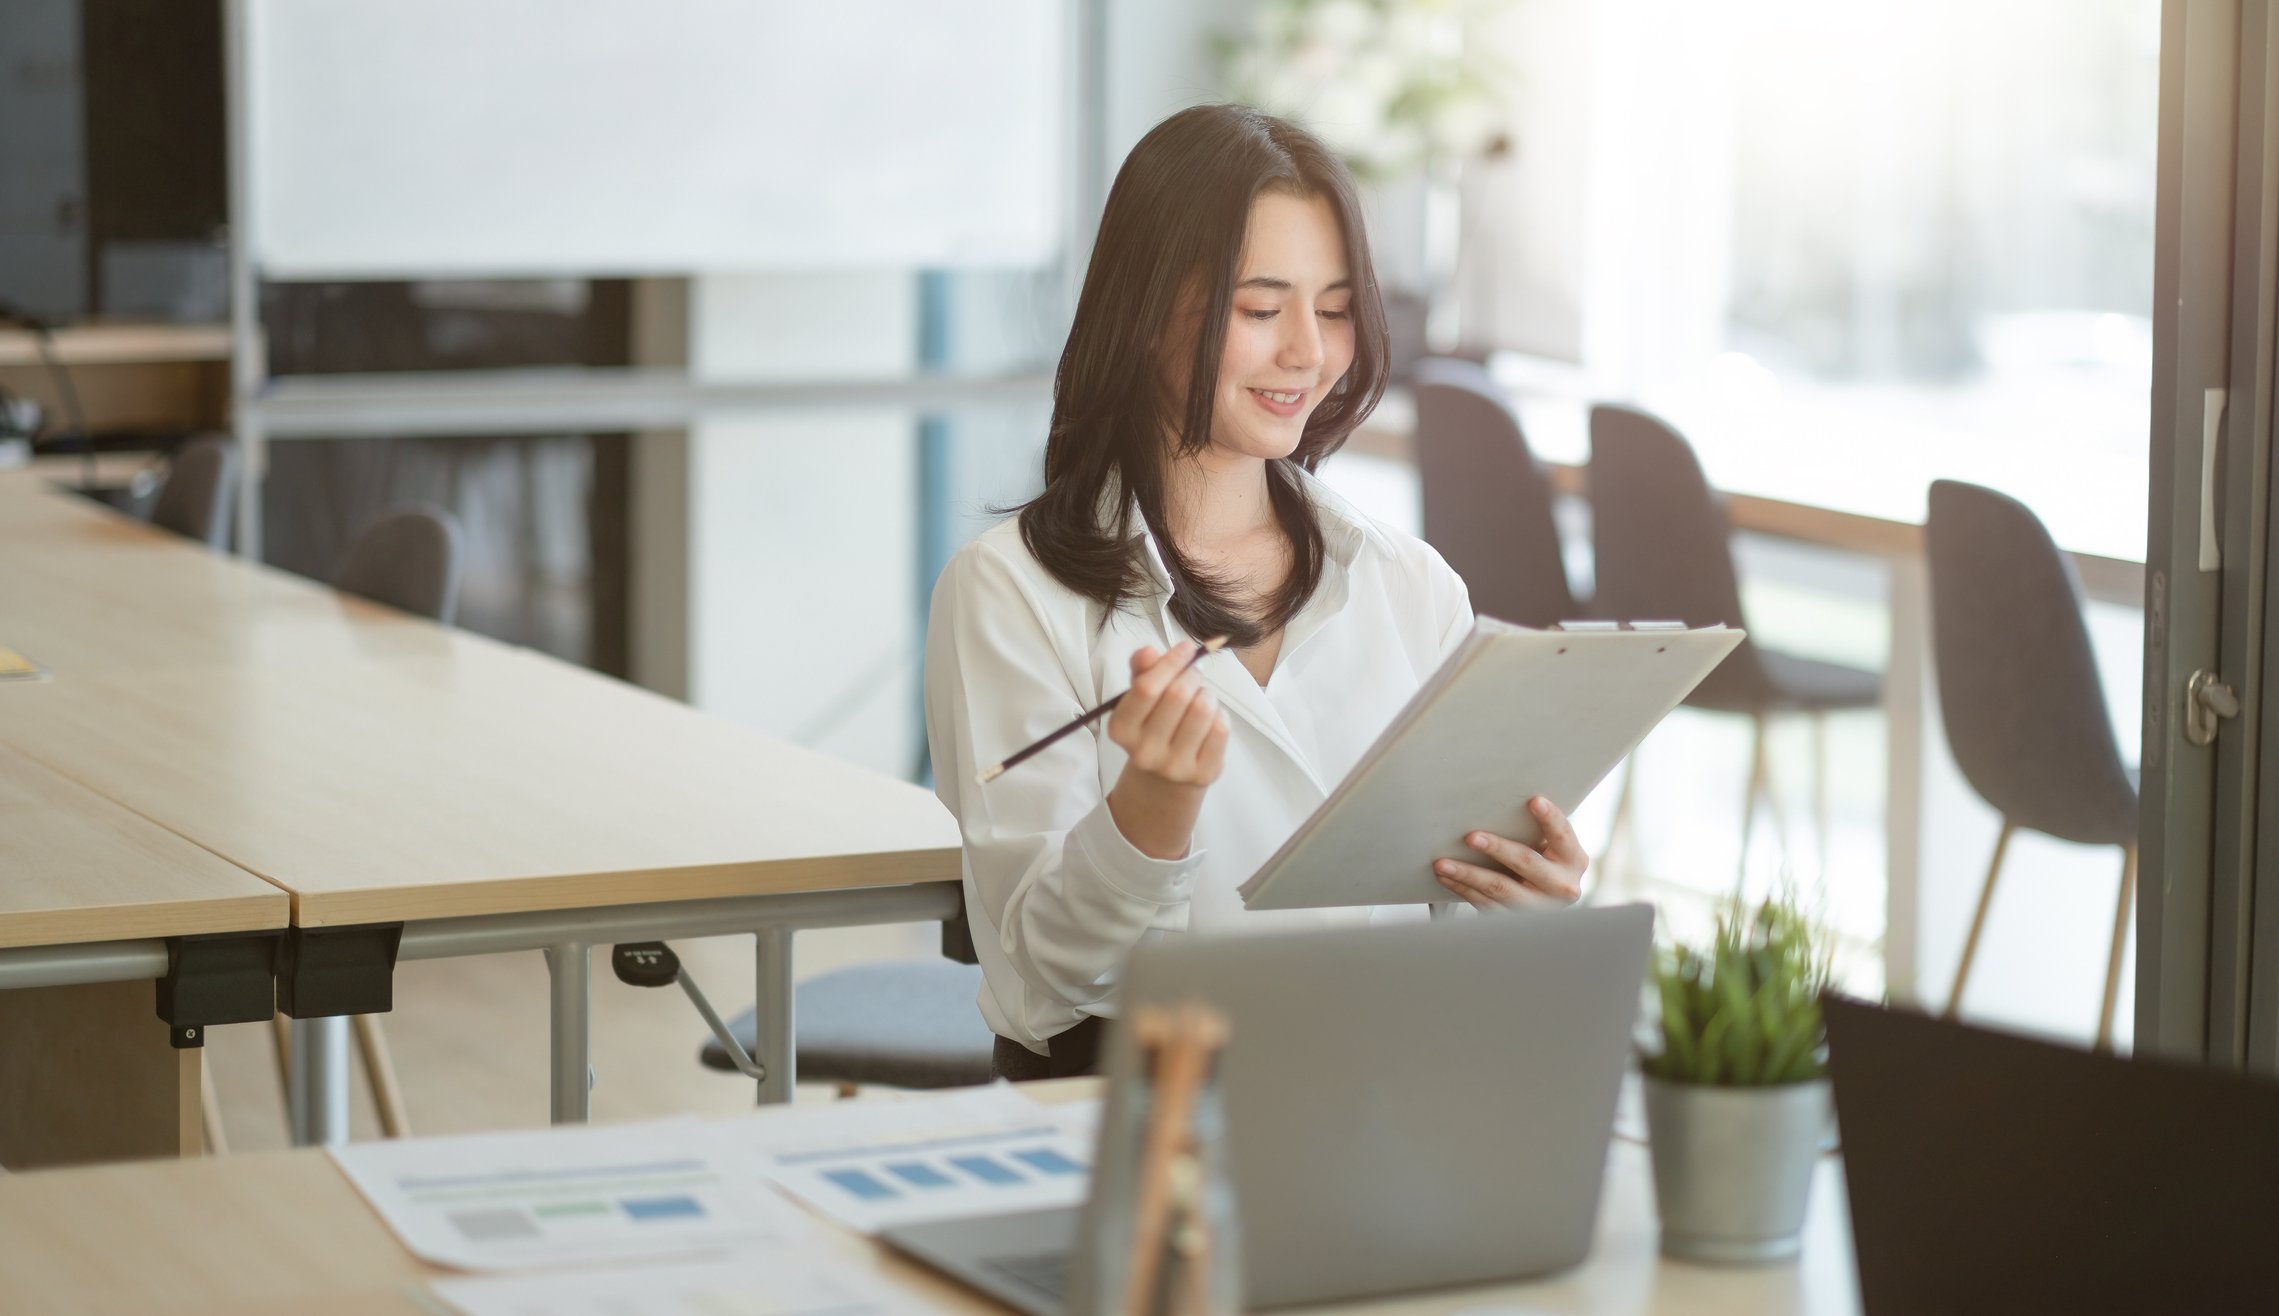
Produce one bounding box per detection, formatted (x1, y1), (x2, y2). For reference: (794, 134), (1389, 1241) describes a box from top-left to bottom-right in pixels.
(1069, 800), (1204, 905)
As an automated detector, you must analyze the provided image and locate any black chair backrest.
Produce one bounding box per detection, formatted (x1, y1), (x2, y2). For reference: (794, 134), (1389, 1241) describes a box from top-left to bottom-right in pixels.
(335, 503), (465, 626)
(1587, 403), (1770, 708)
(1924, 480), (2137, 845)
(1412, 357), (1578, 626)
(149, 434), (237, 549)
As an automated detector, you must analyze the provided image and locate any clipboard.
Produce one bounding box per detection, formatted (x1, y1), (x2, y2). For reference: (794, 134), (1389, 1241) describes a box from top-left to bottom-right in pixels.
(1238, 618), (1744, 911)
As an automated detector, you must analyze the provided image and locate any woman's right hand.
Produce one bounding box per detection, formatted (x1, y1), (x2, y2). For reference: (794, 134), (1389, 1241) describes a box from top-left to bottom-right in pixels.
(1104, 641), (1231, 860)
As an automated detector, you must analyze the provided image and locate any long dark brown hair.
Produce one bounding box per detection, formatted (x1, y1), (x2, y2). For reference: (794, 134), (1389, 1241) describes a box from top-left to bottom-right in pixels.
(1016, 104), (1390, 648)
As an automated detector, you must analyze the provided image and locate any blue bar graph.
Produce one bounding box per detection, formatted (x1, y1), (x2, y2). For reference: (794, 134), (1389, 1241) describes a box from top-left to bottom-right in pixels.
(821, 1168), (900, 1201)
(619, 1194), (706, 1221)
(1011, 1147), (1085, 1177)
(949, 1154), (1026, 1186)
(886, 1161), (957, 1189)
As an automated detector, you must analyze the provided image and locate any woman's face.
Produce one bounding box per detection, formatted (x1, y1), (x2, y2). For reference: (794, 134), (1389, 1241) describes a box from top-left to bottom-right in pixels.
(1200, 191), (1356, 463)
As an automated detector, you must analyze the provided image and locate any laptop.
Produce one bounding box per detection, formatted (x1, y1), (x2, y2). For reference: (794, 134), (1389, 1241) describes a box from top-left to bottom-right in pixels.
(885, 904), (1655, 1312)
(1824, 996), (2279, 1314)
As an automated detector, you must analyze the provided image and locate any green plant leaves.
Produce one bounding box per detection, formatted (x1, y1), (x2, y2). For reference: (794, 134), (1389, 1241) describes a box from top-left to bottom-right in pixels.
(1640, 894), (1831, 1088)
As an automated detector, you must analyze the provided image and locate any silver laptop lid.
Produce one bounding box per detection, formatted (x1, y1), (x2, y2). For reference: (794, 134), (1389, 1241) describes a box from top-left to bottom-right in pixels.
(1082, 904), (1653, 1310)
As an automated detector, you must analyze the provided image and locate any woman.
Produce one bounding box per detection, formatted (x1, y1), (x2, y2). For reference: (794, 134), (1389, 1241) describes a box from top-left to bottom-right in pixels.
(925, 105), (1589, 1079)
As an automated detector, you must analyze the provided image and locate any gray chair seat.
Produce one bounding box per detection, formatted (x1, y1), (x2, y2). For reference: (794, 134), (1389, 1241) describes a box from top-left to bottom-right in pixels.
(1688, 647), (1883, 716)
(701, 960), (996, 1090)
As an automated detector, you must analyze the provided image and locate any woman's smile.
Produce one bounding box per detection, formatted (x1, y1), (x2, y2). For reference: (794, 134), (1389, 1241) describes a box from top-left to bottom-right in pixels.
(1248, 385), (1311, 418)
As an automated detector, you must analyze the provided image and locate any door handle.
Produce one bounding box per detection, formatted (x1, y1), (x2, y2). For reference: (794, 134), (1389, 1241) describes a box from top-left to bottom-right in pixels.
(2186, 669), (2240, 747)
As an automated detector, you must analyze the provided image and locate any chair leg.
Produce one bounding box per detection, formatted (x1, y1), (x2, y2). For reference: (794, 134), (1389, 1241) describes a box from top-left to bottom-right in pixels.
(2096, 844), (2139, 1053)
(201, 1059), (228, 1156)
(1738, 715), (1770, 890)
(354, 1014), (412, 1139)
(1811, 712), (1831, 880)
(1946, 818), (2016, 1019)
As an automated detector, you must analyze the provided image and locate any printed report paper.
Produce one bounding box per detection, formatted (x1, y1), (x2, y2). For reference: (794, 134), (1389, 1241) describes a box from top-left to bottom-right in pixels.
(330, 1117), (810, 1272)
(714, 1083), (1100, 1234)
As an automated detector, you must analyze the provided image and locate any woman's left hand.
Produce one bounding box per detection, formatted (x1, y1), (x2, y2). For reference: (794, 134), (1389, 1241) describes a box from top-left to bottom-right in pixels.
(1433, 796), (1589, 910)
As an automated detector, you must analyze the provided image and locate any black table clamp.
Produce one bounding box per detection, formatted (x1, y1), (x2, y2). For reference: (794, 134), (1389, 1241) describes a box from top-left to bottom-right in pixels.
(155, 924), (407, 1048)
(155, 930), (283, 1049)
(275, 923), (404, 1020)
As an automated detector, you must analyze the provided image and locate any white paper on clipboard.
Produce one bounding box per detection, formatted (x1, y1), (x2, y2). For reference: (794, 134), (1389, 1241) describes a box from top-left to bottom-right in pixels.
(1237, 618), (1744, 911)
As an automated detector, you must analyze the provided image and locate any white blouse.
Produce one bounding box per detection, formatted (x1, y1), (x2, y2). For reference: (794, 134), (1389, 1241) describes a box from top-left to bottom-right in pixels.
(924, 463), (1475, 1054)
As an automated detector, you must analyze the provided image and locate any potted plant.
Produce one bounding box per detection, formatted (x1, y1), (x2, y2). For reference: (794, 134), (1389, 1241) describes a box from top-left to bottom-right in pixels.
(1640, 894), (1832, 1263)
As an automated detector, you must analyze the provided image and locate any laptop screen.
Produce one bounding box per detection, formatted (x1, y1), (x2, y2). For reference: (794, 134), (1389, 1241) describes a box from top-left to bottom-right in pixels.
(1826, 997), (2279, 1314)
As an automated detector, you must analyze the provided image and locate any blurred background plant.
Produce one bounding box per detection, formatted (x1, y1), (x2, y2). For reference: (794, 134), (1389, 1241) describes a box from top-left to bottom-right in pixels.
(1214, 0), (1514, 182)
(1644, 893), (1835, 1087)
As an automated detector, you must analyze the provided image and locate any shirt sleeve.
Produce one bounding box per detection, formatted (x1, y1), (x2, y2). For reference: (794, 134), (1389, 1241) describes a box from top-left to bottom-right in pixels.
(924, 539), (1203, 1042)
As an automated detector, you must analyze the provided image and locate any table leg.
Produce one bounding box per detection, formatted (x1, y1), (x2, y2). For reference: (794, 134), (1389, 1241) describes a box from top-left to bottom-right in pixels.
(1883, 556), (1928, 1004)
(288, 1015), (350, 1146)
(544, 943), (591, 1124)
(752, 928), (795, 1105)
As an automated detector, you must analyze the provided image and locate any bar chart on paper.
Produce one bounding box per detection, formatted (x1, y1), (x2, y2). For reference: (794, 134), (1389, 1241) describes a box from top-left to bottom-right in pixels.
(331, 1118), (809, 1271)
(770, 1123), (1093, 1231)
(733, 1087), (1097, 1233)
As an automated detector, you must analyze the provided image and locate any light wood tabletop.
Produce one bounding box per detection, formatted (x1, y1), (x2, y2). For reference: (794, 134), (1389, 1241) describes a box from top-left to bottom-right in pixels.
(0, 479), (457, 676)
(0, 1081), (1857, 1316)
(0, 740), (286, 949)
(0, 639), (960, 926)
(0, 477), (960, 927)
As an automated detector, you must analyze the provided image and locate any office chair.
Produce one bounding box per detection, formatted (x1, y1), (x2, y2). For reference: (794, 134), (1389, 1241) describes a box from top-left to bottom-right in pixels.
(1411, 357), (1581, 628)
(1411, 359), (1648, 884)
(1925, 480), (2138, 1050)
(335, 504), (465, 624)
(699, 959), (998, 1093)
(148, 434), (237, 549)
(1588, 404), (1881, 886)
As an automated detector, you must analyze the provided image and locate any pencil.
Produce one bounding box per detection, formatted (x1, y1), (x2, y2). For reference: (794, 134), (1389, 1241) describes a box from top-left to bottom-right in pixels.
(977, 636), (1230, 784)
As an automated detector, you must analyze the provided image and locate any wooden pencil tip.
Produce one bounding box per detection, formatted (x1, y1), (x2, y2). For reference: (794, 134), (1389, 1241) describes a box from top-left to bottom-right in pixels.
(977, 762), (1006, 784)
(1201, 635), (1231, 652)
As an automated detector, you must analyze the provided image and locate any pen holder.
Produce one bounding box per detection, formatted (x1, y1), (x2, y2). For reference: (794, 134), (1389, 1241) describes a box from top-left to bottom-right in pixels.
(1072, 1002), (1242, 1316)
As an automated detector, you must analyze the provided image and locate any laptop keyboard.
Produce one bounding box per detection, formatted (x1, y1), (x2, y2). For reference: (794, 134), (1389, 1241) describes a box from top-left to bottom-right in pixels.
(982, 1250), (1073, 1302)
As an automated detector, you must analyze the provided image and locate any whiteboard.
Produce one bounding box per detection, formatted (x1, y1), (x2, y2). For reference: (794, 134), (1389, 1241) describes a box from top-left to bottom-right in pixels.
(245, 1), (1064, 278)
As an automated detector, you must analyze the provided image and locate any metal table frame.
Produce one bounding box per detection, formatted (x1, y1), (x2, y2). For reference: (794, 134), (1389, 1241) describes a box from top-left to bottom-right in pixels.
(0, 880), (961, 1146)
